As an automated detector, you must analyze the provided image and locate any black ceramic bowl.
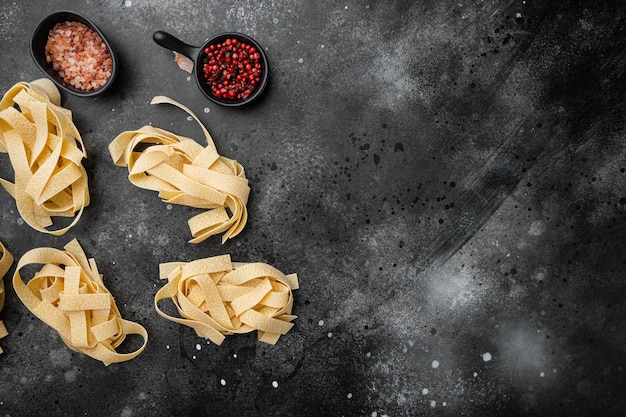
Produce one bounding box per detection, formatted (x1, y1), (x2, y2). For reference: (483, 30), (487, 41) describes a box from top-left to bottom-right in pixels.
(30, 11), (117, 97)
(153, 31), (269, 107)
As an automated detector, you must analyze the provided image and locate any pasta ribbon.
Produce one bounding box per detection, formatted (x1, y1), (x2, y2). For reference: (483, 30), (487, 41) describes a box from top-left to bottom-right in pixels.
(12, 239), (147, 365)
(155, 255), (298, 345)
(0, 241), (13, 353)
(0, 79), (89, 235)
(109, 96), (250, 244)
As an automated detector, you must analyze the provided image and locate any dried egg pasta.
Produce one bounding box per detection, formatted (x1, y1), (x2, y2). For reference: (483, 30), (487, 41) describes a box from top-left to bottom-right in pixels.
(0, 79), (89, 235)
(0, 241), (13, 353)
(109, 96), (250, 244)
(12, 239), (147, 365)
(155, 254), (298, 345)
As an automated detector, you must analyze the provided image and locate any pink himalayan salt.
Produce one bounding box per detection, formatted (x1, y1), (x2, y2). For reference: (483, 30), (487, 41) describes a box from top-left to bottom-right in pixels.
(45, 21), (112, 91)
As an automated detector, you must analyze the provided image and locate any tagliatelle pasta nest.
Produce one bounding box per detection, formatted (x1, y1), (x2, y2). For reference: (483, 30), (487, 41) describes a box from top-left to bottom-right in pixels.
(109, 96), (250, 244)
(0, 241), (13, 354)
(12, 239), (148, 365)
(155, 255), (298, 345)
(0, 79), (90, 235)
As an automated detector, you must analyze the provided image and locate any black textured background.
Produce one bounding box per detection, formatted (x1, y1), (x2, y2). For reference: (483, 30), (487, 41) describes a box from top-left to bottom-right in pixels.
(1, 0), (626, 416)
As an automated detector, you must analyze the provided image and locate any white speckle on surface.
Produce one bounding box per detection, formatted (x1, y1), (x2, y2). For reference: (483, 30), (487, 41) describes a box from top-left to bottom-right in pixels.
(121, 407), (133, 417)
(187, 116), (193, 121)
(529, 220), (545, 236)
(422, 388), (429, 395)
(321, 44), (325, 48)
(186, 76), (191, 81)
(430, 400), (437, 408)
(540, 372), (545, 377)
(347, 393), (352, 399)
(532, 267), (547, 282)
(318, 320), (324, 326)
(138, 392), (147, 400)
(166, 204), (173, 210)
(124, 0), (132, 7)
(298, 58), (304, 63)
(49, 348), (71, 367)
(64, 368), (78, 383)
(516, 12), (522, 18)
(220, 379), (226, 386)
(402, 347), (407, 353)
(204, 107), (210, 113)
(473, 372), (478, 377)
(431, 360), (440, 369)
(233, 353), (237, 358)
(272, 17), (278, 24)
(345, 5), (348, 9)
(443, 402), (447, 407)
(371, 412), (377, 417)
(195, 344), (201, 351)
(166, 345), (170, 349)
(366, 352), (371, 357)
(272, 380), (279, 388)
(328, 332), (333, 337)
(112, 108), (115, 111)
(483, 352), (493, 362)
(192, 355), (196, 360)
(16, 218), (23, 225)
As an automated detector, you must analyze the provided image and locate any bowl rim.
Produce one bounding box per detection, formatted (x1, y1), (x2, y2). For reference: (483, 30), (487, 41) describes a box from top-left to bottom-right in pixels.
(30, 10), (117, 97)
(194, 32), (269, 107)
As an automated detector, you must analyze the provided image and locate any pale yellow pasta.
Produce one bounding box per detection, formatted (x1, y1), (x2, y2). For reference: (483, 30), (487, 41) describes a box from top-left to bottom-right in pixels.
(0, 79), (89, 235)
(0, 241), (13, 354)
(12, 239), (147, 365)
(155, 254), (298, 345)
(109, 96), (249, 244)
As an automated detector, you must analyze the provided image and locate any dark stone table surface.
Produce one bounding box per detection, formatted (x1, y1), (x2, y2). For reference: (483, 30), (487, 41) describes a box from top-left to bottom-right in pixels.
(1, 1), (625, 416)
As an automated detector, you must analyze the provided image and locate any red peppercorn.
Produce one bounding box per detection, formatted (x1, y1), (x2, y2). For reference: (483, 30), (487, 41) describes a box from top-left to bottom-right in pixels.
(201, 37), (262, 100)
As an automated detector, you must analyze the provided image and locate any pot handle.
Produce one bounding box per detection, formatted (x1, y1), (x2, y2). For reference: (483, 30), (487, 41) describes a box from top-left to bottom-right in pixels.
(153, 31), (200, 60)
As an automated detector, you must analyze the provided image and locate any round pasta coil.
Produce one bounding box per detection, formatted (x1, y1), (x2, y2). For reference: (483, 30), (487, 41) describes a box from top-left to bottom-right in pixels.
(155, 254), (299, 345)
(0, 79), (90, 235)
(0, 241), (13, 353)
(109, 96), (250, 244)
(12, 239), (147, 365)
